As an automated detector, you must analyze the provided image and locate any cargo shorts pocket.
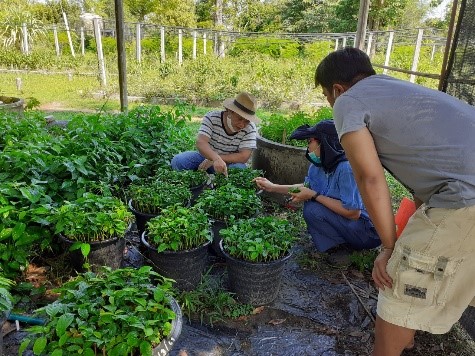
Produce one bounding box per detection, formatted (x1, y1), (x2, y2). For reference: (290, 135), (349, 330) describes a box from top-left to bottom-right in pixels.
(387, 246), (462, 307)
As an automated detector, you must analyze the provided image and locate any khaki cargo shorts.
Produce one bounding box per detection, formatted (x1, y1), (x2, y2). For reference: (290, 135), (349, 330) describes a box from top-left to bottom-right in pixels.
(377, 204), (475, 334)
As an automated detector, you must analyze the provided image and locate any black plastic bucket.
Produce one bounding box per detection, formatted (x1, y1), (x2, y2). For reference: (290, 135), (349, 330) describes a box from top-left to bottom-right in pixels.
(190, 183), (206, 205)
(60, 235), (125, 272)
(210, 219), (227, 258)
(152, 296), (183, 355)
(142, 232), (210, 291)
(219, 241), (291, 305)
(128, 199), (158, 237)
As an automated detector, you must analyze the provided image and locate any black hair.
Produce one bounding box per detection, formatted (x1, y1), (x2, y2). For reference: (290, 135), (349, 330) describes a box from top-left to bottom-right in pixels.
(315, 47), (376, 90)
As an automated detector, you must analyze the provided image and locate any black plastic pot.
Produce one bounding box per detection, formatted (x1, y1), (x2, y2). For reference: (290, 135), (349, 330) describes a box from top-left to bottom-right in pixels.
(190, 182), (206, 205)
(152, 296), (183, 355)
(209, 219), (228, 258)
(59, 234), (125, 272)
(219, 241), (292, 306)
(141, 232), (210, 291)
(128, 199), (159, 237)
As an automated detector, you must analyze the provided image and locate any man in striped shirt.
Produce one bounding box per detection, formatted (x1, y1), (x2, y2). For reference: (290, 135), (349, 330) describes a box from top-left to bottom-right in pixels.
(171, 92), (258, 177)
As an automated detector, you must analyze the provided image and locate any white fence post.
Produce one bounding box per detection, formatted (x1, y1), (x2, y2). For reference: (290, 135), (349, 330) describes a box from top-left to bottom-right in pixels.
(136, 23), (141, 63)
(160, 26), (165, 63)
(410, 29), (424, 83)
(334, 38), (339, 51)
(93, 18), (107, 87)
(431, 44), (436, 61)
(178, 29), (183, 65)
(342, 37), (347, 48)
(80, 27), (85, 56)
(53, 25), (60, 57)
(383, 31), (394, 74)
(22, 23), (29, 55)
(192, 30), (197, 59)
(366, 32), (373, 56)
(203, 32), (207, 55)
(62, 12), (75, 57)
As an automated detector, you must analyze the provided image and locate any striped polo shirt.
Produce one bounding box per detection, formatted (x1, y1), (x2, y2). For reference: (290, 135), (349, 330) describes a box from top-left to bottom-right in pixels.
(198, 110), (257, 155)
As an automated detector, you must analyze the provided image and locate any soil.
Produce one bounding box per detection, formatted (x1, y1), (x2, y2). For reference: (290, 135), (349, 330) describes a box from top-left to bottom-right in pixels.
(2, 202), (475, 356)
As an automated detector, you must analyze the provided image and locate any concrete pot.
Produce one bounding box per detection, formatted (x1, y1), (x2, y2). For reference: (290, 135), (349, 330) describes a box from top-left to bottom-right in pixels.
(0, 96), (24, 117)
(251, 135), (309, 203)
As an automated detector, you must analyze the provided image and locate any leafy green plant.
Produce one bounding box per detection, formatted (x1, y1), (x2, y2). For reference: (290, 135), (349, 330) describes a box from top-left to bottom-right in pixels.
(147, 205), (212, 252)
(259, 108), (333, 146)
(20, 266), (177, 356)
(177, 269), (253, 326)
(213, 168), (263, 190)
(52, 193), (133, 243)
(127, 180), (192, 214)
(350, 250), (379, 272)
(153, 167), (208, 188)
(195, 184), (263, 222)
(0, 275), (14, 314)
(220, 216), (297, 262)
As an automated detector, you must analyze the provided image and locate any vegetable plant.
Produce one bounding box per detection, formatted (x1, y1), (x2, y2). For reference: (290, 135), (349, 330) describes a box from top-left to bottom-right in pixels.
(52, 193), (133, 243)
(213, 168), (264, 190)
(146, 205), (212, 252)
(0, 275), (14, 315)
(220, 216), (297, 262)
(20, 266), (177, 356)
(153, 167), (208, 189)
(195, 184), (263, 222)
(127, 180), (192, 215)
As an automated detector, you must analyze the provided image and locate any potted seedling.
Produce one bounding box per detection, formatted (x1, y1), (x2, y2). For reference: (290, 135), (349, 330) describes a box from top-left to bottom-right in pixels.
(195, 184), (263, 256)
(127, 179), (192, 238)
(213, 168), (264, 191)
(252, 108), (332, 189)
(219, 216), (297, 305)
(142, 204), (212, 291)
(52, 193), (133, 272)
(20, 266), (182, 356)
(153, 167), (209, 204)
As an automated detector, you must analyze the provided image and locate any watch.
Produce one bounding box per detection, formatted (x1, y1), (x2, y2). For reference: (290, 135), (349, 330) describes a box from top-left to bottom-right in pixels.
(310, 192), (320, 202)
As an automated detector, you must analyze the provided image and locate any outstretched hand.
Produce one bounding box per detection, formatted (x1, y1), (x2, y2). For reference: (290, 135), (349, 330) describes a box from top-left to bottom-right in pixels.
(289, 186), (315, 203)
(372, 248), (394, 290)
(253, 177), (274, 192)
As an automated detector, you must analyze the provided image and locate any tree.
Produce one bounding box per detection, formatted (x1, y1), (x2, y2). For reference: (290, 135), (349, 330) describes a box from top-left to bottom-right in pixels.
(149, 0), (196, 27)
(125, 0), (156, 22)
(280, 0), (338, 33)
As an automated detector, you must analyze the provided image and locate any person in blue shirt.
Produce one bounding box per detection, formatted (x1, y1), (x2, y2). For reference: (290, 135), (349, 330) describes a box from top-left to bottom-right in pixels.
(254, 120), (380, 261)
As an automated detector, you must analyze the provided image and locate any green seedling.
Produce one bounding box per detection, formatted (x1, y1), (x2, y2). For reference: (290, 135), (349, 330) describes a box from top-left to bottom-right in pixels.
(288, 187), (301, 193)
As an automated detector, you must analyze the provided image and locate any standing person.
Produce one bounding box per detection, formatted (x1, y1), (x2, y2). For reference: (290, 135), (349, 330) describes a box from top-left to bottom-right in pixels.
(315, 47), (475, 355)
(254, 120), (380, 265)
(171, 92), (258, 177)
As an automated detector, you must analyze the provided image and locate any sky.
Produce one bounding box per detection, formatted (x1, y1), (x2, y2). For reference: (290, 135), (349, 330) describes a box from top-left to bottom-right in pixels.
(427, 0), (451, 19)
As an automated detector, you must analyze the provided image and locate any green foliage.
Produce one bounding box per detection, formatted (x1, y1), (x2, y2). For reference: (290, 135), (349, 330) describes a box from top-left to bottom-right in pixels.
(213, 168), (263, 190)
(350, 249), (378, 272)
(147, 205), (212, 252)
(195, 184), (263, 222)
(229, 37), (302, 59)
(127, 180), (192, 215)
(259, 107), (333, 146)
(177, 269), (253, 325)
(22, 266), (176, 356)
(153, 167), (208, 189)
(52, 193), (133, 243)
(0, 275), (14, 314)
(220, 216), (296, 262)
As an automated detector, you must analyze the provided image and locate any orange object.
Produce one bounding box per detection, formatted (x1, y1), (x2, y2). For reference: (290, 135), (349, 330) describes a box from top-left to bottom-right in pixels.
(394, 197), (417, 238)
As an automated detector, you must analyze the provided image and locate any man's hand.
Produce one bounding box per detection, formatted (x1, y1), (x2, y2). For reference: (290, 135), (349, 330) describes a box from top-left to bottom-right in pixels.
(198, 159), (214, 171)
(212, 157), (228, 177)
(372, 248), (394, 290)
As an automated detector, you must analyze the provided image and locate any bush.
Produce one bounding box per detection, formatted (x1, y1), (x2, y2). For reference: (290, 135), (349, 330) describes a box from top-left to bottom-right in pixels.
(229, 37), (302, 58)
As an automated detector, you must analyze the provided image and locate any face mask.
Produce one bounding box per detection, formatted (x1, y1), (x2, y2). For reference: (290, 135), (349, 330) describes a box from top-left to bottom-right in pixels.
(226, 114), (238, 133)
(306, 149), (321, 166)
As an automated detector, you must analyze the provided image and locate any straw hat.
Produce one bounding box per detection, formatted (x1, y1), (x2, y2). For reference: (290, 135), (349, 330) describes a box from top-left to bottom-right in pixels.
(223, 92), (259, 123)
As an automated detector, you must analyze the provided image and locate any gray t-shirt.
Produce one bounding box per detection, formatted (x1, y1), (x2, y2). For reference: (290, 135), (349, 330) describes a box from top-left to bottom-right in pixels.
(333, 74), (475, 209)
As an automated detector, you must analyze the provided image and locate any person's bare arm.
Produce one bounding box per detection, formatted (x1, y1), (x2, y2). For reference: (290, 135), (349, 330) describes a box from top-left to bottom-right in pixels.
(340, 128), (396, 290)
(253, 177), (303, 195)
(220, 149), (252, 164)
